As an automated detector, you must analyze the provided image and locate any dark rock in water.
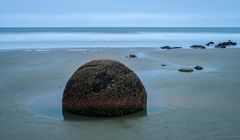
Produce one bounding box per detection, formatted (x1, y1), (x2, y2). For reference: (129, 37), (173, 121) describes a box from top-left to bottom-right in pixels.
(206, 42), (214, 46)
(232, 42), (237, 45)
(190, 45), (206, 49)
(161, 64), (166, 66)
(215, 40), (237, 48)
(172, 47), (182, 49)
(194, 66), (204, 70)
(215, 44), (226, 48)
(129, 54), (137, 58)
(178, 67), (194, 72)
(160, 46), (172, 49)
(224, 40), (237, 46)
(62, 59), (147, 116)
(160, 46), (182, 49)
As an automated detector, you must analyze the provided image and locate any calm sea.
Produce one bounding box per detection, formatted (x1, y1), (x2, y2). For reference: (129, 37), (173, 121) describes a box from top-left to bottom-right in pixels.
(0, 27), (240, 49)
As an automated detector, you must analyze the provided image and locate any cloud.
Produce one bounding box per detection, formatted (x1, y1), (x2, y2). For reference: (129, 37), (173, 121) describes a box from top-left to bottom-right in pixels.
(0, 13), (239, 27)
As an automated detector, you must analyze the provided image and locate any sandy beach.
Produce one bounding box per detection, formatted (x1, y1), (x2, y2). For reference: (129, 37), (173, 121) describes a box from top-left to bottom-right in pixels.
(1, 48), (240, 140)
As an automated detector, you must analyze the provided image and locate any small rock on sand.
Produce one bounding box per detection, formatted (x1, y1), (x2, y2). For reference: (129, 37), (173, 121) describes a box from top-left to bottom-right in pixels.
(128, 54), (137, 58)
(160, 46), (182, 49)
(190, 45), (206, 49)
(206, 42), (214, 46)
(194, 66), (204, 70)
(178, 67), (194, 72)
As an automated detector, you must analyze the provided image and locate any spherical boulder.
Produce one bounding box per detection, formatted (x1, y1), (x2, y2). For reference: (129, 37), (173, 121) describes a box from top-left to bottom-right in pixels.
(62, 59), (147, 116)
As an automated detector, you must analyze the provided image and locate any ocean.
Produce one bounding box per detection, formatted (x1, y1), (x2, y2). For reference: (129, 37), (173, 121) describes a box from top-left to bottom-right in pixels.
(0, 27), (240, 50)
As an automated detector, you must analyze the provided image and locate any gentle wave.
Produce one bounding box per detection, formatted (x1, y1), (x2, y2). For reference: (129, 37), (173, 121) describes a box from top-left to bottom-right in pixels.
(1, 32), (240, 42)
(0, 32), (239, 49)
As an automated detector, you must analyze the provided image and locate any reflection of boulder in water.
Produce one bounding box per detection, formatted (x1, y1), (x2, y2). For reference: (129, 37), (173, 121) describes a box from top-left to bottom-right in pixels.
(62, 108), (147, 121)
(62, 59), (147, 116)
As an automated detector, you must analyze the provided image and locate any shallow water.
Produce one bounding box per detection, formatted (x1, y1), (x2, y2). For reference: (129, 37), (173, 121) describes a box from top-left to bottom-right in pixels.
(28, 70), (168, 120)
(28, 66), (216, 120)
(1, 48), (240, 140)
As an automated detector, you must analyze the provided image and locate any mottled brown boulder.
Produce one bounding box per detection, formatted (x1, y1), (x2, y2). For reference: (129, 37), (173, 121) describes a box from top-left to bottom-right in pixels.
(62, 59), (147, 116)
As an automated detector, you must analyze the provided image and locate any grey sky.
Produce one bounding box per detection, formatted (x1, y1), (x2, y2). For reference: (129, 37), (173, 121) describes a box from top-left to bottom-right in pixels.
(0, 0), (239, 27)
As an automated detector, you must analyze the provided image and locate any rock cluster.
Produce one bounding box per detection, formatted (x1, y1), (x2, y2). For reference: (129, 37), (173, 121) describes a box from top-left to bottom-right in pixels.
(158, 40), (237, 50)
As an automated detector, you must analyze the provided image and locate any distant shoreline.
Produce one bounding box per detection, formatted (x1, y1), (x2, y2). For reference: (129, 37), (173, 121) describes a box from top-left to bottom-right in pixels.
(1, 27), (240, 34)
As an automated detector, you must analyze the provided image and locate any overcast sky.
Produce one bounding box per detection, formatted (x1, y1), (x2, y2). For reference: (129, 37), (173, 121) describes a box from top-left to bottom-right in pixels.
(0, 0), (239, 27)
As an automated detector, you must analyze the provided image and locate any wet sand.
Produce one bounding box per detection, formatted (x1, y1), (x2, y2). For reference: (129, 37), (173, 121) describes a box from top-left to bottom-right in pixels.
(1, 48), (240, 140)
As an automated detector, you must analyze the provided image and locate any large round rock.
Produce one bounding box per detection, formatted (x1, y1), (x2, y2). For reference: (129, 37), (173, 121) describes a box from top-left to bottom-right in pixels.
(62, 59), (147, 116)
